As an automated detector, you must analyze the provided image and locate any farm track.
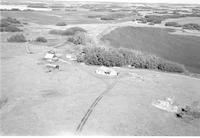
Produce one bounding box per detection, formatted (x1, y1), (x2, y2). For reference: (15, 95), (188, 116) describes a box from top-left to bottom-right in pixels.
(74, 64), (127, 134)
(75, 81), (117, 134)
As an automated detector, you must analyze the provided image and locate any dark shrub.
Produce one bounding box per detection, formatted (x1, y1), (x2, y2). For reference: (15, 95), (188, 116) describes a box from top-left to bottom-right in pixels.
(148, 22), (155, 25)
(0, 20), (10, 27)
(56, 22), (67, 26)
(49, 29), (62, 35)
(139, 14), (200, 24)
(11, 8), (21, 11)
(3, 17), (21, 24)
(35, 36), (47, 43)
(144, 15), (164, 24)
(0, 28), (4, 32)
(67, 32), (87, 45)
(165, 22), (182, 27)
(49, 27), (86, 36)
(158, 60), (186, 73)
(0, 17), (22, 32)
(77, 47), (186, 73)
(23, 9), (34, 11)
(7, 34), (27, 42)
(103, 49), (124, 66)
(62, 27), (86, 35)
(100, 13), (128, 20)
(165, 28), (176, 32)
(88, 15), (102, 18)
(182, 23), (200, 31)
(23, 22), (28, 25)
(100, 16), (115, 20)
(1, 25), (22, 32)
(27, 3), (47, 8)
(0, 96), (8, 109)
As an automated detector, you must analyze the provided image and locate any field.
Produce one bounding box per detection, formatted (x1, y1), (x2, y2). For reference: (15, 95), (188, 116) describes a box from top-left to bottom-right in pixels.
(163, 17), (200, 25)
(1, 1), (200, 136)
(1, 10), (138, 25)
(1, 43), (200, 135)
(101, 27), (200, 73)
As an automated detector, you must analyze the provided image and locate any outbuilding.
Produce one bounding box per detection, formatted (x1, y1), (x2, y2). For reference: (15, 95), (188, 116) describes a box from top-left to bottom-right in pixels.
(44, 50), (56, 59)
(95, 66), (118, 76)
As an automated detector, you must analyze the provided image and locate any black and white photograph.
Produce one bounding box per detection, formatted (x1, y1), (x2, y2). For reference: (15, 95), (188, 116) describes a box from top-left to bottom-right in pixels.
(0, 0), (200, 136)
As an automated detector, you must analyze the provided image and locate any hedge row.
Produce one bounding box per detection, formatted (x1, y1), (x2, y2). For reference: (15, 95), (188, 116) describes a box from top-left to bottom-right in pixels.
(77, 47), (186, 73)
(49, 27), (86, 36)
(0, 17), (22, 32)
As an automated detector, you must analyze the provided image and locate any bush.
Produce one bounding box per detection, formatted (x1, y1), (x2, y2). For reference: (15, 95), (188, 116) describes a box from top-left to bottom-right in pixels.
(100, 17), (115, 20)
(0, 17), (22, 32)
(0, 25), (22, 32)
(100, 13), (129, 21)
(77, 47), (186, 73)
(148, 22), (155, 25)
(165, 28), (176, 32)
(35, 36), (47, 43)
(49, 29), (62, 35)
(62, 27), (86, 35)
(88, 15), (102, 18)
(182, 23), (200, 31)
(1, 17), (21, 28)
(49, 27), (86, 36)
(56, 22), (67, 26)
(139, 13), (200, 24)
(165, 22), (182, 27)
(157, 59), (186, 73)
(27, 3), (47, 8)
(144, 15), (164, 24)
(0, 20), (10, 27)
(11, 8), (21, 11)
(7, 34), (27, 42)
(1, 17), (21, 24)
(67, 32), (87, 45)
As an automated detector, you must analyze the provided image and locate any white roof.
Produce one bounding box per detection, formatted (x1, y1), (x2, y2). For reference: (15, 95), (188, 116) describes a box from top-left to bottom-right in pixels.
(96, 66), (118, 76)
(44, 53), (55, 59)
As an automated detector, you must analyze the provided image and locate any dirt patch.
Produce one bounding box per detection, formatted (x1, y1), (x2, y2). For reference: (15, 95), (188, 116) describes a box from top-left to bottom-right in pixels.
(40, 89), (62, 98)
(176, 101), (200, 122)
(1, 56), (14, 60)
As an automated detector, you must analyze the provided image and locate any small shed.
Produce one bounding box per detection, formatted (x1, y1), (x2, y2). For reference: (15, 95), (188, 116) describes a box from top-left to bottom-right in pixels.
(95, 66), (118, 76)
(66, 54), (77, 61)
(44, 51), (56, 59)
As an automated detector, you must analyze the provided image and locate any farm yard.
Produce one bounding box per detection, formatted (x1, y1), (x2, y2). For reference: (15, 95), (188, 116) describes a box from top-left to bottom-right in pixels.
(1, 1), (200, 136)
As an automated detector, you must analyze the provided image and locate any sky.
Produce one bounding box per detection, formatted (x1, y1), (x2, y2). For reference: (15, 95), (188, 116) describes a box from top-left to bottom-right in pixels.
(52, 0), (200, 4)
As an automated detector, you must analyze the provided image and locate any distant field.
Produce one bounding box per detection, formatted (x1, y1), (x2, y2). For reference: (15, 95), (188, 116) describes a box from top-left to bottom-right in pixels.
(1, 11), (63, 25)
(1, 11), (102, 25)
(1, 11), (137, 25)
(101, 27), (200, 74)
(162, 17), (200, 25)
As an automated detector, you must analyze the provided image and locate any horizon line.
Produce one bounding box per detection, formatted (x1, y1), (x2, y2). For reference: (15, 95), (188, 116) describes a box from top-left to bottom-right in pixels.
(50, 0), (200, 4)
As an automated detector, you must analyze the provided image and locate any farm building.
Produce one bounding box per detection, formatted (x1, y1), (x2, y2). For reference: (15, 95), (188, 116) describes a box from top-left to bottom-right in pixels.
(95, 66), (118, 76)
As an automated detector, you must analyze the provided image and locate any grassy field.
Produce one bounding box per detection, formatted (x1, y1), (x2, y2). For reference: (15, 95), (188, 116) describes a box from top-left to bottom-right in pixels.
(1, 42), (200, 135)
(101, 27), (200, 74)
(162, 17), (200, 25)
(1, 10), (138, 25)
(1, 3), (200, 136)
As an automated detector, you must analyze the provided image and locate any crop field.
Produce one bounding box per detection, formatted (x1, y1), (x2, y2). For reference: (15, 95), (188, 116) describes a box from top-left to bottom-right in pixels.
(101, 26), (200, 73)
(163, 17), (200, 25)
